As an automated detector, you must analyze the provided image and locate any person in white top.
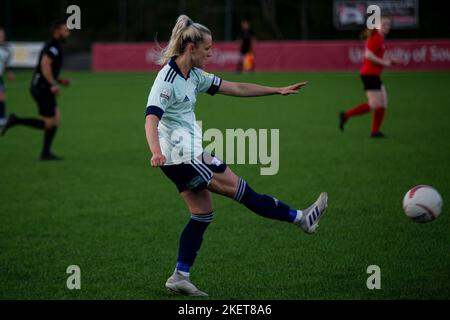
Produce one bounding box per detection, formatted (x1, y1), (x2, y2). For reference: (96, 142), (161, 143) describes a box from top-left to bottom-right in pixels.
(144, 15), (328, 297)
(0, 28), (15, 127)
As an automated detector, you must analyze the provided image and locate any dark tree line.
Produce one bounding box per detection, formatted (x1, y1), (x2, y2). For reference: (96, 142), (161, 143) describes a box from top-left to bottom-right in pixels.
(1, 0), (449, 52)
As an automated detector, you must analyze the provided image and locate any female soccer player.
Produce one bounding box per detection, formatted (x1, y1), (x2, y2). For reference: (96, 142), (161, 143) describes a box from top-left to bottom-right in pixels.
(145, 15), (328, 296)
(339, 17), (396, 137)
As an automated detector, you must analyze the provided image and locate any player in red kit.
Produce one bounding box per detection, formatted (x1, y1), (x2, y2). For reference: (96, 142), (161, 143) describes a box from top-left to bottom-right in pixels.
(339, 17), (397, 138)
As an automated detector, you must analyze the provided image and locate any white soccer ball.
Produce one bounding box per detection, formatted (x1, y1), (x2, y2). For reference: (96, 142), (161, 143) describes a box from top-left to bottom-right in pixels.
(402, 185), (443, 223)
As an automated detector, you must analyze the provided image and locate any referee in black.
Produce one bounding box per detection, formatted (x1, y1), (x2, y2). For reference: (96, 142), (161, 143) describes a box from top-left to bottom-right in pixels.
(1, 20), (71, 160)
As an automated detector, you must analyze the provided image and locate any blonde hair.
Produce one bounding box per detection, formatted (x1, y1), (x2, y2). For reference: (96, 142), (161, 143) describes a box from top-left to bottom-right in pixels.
(157, 15), (211, 65)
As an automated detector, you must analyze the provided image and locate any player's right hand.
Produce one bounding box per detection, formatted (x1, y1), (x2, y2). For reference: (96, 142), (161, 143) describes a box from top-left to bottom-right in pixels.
(389, 58), (402, 66)
(50, 85), (60, 96)
(151, 153), (166, 167)
(278, 81), (308, 95)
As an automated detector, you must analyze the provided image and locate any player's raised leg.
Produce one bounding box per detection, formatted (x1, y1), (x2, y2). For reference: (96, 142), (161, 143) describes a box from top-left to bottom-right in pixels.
(208, 167), (328, 234)
(339, 102), (370, 131)
(1, 113), (45, 136)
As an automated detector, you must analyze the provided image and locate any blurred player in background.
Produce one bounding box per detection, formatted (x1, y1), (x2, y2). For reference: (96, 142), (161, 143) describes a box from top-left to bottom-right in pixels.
(236, 19), (255, 73)
(1, 20), (71, 160)
(339, 17), (396, 138)
(0, 28), (15, 128)
(145, 15), (328, 297)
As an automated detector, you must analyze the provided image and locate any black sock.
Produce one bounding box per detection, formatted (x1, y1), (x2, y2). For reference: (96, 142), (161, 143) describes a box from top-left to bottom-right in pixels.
(0, 101), (5, 119)
(16, 117), (45, 129)
(42, 126), (57, 155)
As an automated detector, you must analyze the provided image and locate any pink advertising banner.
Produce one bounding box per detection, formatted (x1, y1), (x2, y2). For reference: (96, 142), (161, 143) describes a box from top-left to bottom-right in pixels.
(92, 40), (450, 72)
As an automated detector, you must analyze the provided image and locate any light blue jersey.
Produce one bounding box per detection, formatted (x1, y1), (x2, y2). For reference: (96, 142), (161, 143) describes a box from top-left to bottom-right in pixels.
(0, 44), (12, 77)
(146, 57), (222, 165)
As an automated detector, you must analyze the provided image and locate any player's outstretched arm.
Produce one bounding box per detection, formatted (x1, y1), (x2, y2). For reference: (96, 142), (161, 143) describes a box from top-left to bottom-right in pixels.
(218, 80), (307, 97)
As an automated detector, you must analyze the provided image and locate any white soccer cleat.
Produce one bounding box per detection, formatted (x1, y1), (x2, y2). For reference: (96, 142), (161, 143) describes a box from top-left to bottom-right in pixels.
(294, 192), (328, 234)
(165, 271), (208, 297)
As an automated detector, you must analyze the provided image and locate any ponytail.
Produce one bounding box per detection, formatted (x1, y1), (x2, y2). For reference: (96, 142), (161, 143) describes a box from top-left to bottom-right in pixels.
(157, 15), (211, 65)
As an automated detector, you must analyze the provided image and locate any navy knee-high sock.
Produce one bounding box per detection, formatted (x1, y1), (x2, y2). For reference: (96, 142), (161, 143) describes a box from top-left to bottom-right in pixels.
(176, 212), (213, 274)
(234, 178), (298, 223)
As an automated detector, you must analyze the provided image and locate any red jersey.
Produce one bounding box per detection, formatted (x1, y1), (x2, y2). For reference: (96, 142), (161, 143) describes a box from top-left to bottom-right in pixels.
(360, 30), (385, 76)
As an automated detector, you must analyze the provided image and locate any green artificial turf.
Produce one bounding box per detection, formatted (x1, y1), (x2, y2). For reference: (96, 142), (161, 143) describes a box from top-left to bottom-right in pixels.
(0, 70), (449, 299)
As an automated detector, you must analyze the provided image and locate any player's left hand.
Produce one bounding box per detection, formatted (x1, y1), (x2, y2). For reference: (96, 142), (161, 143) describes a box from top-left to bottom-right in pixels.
(278, 81), (307, 95)
(59, 78), (71, 87)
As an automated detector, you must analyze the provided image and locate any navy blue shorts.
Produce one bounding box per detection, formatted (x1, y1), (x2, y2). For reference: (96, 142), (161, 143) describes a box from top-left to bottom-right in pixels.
(160, 152), (227, 193)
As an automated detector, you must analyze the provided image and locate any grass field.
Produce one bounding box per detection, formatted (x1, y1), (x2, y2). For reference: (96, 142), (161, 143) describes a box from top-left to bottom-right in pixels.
(0, 70), (449, 300)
